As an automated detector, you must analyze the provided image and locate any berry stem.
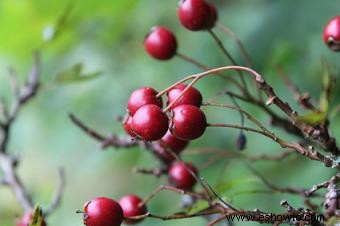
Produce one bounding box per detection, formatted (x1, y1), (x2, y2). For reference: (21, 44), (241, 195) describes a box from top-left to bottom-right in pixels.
(207, 29), (249, 95)
(206, 123), (271, 138)
(216, 22), (264, 101)
(216, 22), (252, 68)
(139, 185), (203, 207)
(163, 76), (200, 112)
(175, 52), (243, 90)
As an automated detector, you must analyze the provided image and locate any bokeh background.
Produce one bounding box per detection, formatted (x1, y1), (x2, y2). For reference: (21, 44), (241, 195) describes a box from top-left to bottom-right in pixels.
(0, 0), (339, 225)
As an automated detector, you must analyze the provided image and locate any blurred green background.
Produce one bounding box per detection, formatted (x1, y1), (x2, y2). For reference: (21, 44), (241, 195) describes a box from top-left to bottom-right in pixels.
(0, 0), (339, 225)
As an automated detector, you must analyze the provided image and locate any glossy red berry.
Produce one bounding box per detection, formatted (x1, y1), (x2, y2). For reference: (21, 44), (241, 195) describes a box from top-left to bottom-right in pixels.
(132, 104), (169, 141)
(122, 115), (135, 137)
(167, 84), (202, 109)
(206, 2), (218, 29)
(155, 130), (189, 162)
(178, 0), (210, 31)
(168, 161), (197, 190)
(144, 26), (178, 60)
(17, 212), (47, 226)
(83, 197), (123, 226)
(323, 15), (340, 51)
(127, 87), (163, 116)
(119, 194), (147, 224)
(170, 105), (206, 140)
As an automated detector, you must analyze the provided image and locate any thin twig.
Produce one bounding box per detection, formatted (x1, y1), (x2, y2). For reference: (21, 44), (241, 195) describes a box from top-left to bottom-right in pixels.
(45, 168), (66, 216)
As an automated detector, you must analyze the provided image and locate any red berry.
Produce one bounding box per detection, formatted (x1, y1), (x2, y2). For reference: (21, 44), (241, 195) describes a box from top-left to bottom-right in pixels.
(323, 15), (340, 51)
(83, 197), (123, 226)
(167, 84), (202, 109)
(154, 130), (189, 162)
(132, 104), (169, 141)
(206, 2), (218, 29)
(170, 105), (206, 140)
(119, 194), (147, 224)
(178, 0), (210, 31)
(127, 87), (163, 116)
(17, 212), (47, 226)
(122, 115), (135, 137)
(144, 26), (178, 60)
(168, 161), (197, 190)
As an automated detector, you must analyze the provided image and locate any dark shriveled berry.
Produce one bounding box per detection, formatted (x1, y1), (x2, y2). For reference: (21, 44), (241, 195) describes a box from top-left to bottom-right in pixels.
(83, 197), (123, 226)
(132, 104), (169, 141)
(144, 26), (178, 60)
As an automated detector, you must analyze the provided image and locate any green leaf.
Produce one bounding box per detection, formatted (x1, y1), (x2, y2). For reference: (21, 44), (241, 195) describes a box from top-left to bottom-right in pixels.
(296, 111), (326, 126)
(55, 63), (102, 84)
(28, 205), (44, 226)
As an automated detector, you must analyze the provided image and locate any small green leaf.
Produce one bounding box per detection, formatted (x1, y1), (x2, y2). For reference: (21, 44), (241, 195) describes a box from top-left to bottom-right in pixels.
(29, 205), (44, 226)
(55, 63), (102, 84)
(296, 111), (326, 126)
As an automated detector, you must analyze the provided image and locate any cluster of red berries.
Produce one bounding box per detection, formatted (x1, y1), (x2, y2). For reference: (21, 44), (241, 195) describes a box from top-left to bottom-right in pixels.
(79, 2), (219, 225)
(123, 84), (206, 153)
(122, 84), (202, 186)
(82, 195), (147, 226)
(81, 161), (198, 226)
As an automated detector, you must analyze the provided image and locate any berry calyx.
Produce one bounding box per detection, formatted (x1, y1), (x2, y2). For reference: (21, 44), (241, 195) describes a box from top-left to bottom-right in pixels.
(119, 194), (147, 224)
(132, 104), (169, 141)
(127, 87), (163, 116)
(144, 26), (178, 60)
(122, 115), (135, 137)
(167, 84), (202, 109)
(155, 130), (189, 163)
(82, 197), (123, 226)
(170, 105), (207, 140)
(323, 15), (340, 51)
(206, 2), (218, 29)
(168, 161), (197, 190)
(178, 0), (210, 31)
(17, 212), (47, 226)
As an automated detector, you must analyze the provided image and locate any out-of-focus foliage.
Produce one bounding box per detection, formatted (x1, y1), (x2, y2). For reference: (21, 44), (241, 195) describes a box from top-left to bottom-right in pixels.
(0, 0), (340, 226)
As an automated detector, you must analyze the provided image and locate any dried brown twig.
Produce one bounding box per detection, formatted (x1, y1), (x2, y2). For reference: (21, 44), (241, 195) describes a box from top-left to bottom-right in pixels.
(0, 52), (65, 217)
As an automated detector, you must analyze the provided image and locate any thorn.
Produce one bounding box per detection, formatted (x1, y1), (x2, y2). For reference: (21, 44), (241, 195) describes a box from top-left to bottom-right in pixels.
(266, 96), (276, 106)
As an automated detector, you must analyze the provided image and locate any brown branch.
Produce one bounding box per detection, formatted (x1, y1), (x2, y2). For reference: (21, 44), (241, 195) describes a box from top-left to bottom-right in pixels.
(0, 153), (33, 212)
(176, 52), (243, 90)
(304, 173), (340, 197)
(277, 67), (318, 112)
(0, 52), (40, 153)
